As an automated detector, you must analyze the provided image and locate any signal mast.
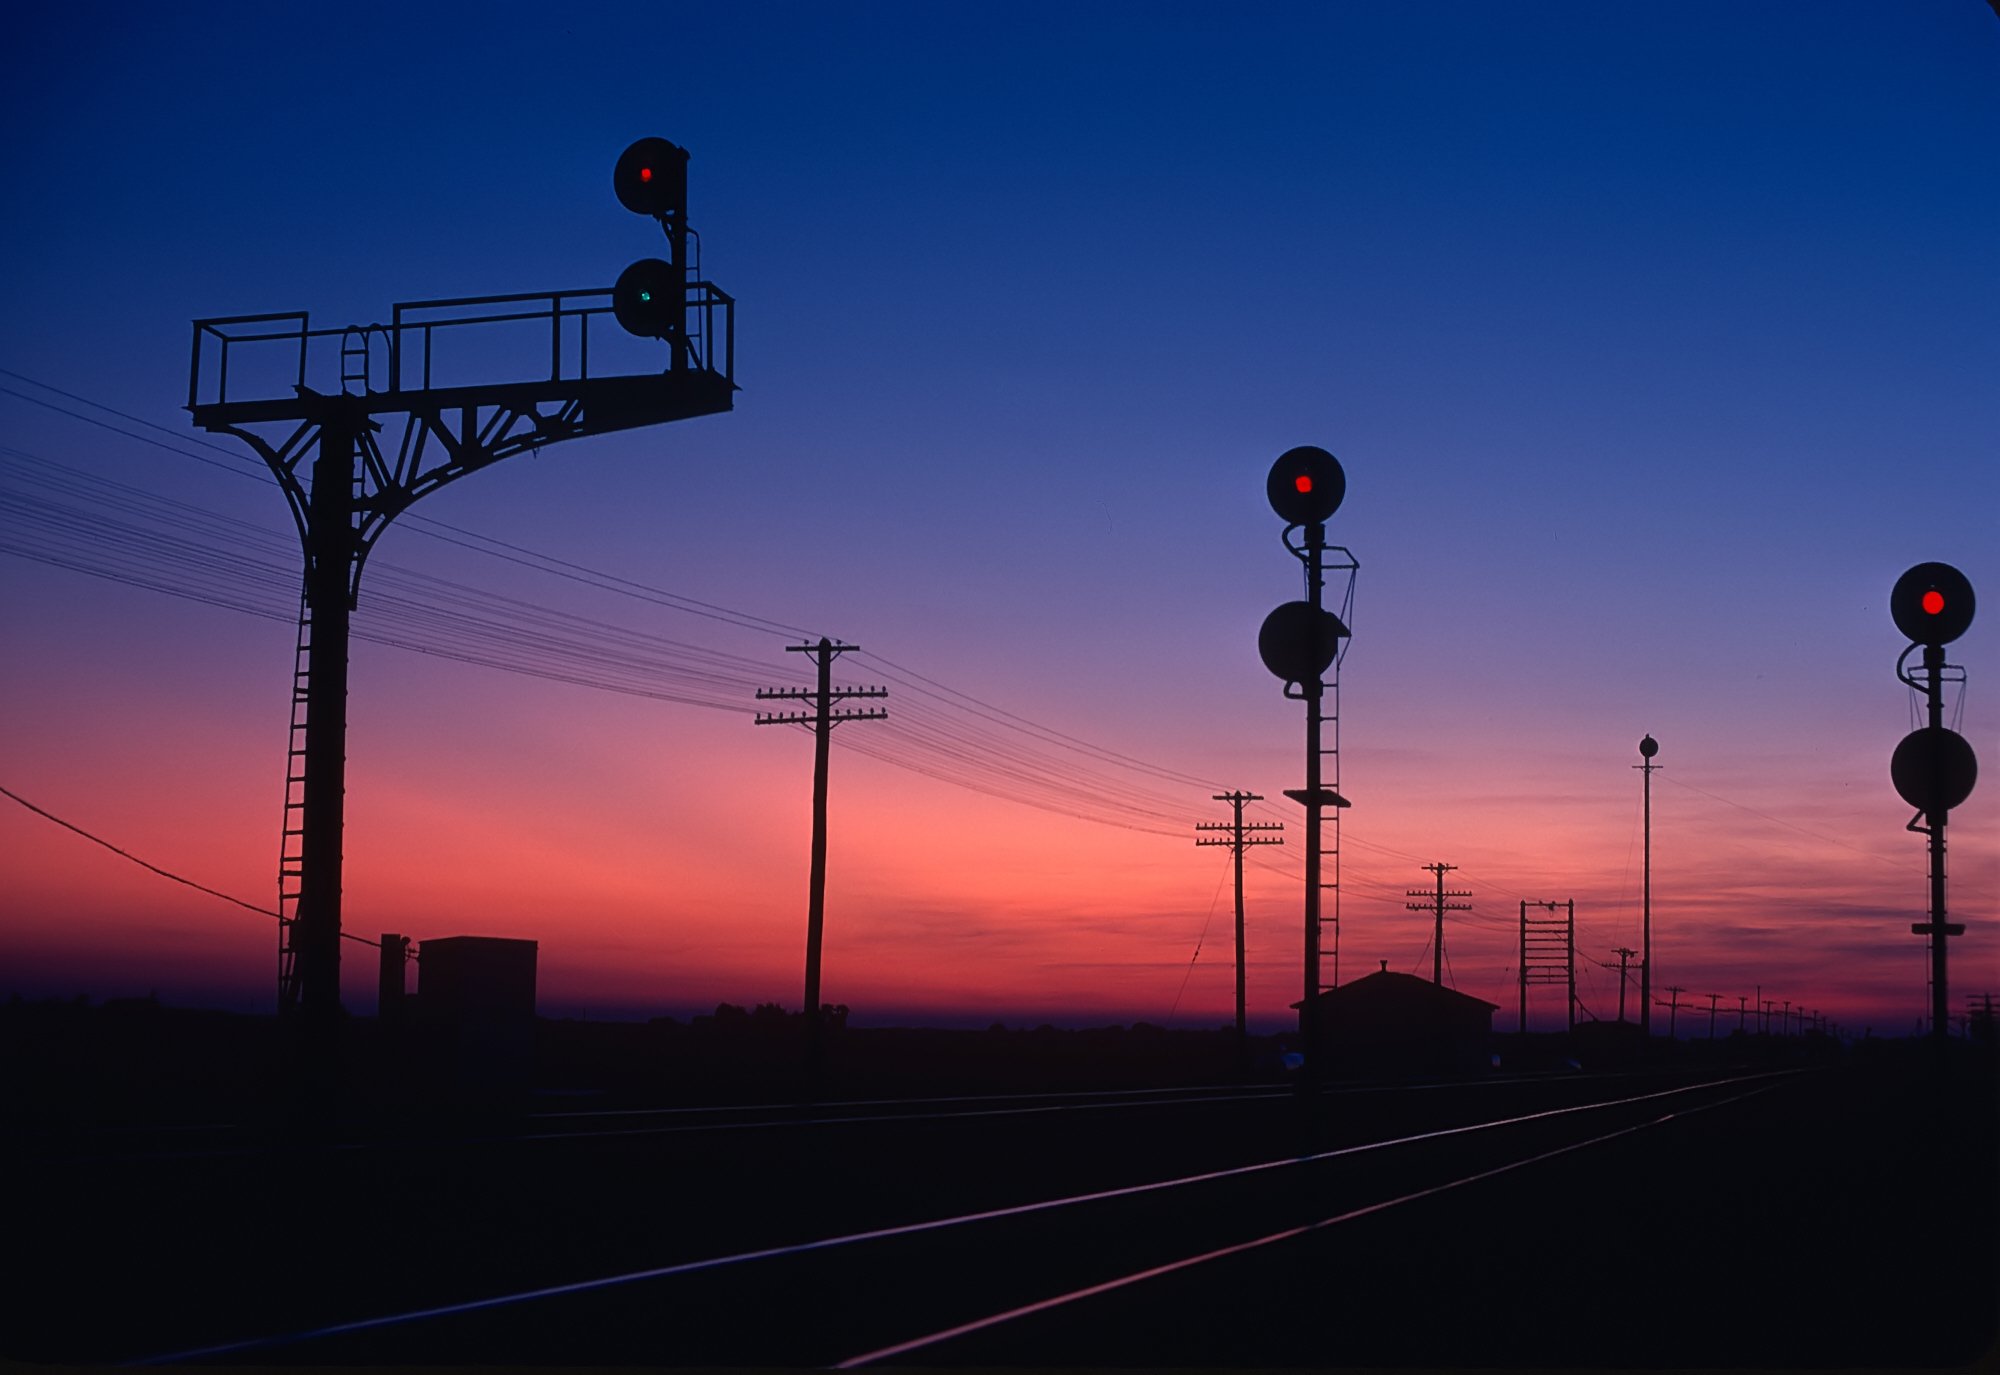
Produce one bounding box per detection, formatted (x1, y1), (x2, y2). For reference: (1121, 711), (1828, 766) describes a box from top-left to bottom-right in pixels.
(1255, 447), (1358, 1086)
(1887, 562), (1978, 1041)
(187, 139), (736, 1068)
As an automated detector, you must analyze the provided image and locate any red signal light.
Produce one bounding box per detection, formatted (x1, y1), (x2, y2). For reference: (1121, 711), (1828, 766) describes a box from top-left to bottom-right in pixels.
(1295, 475), (1312, 493)
(1924, 590), (1945, 615)
(640, 167), (653, 182)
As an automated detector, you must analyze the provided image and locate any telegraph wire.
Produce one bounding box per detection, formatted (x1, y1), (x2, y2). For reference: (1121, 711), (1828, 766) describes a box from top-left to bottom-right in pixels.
(1165, 854), (1233, 1025)
(9, 370), (1969, 906)
(0, 782), (378, 948)
(0, 448), (1206, 837)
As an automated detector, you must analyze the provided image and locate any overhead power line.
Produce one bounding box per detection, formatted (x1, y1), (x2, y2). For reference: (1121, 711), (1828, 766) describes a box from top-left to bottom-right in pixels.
(0, 441), (1223, 839)
(0, 782), (378, 947)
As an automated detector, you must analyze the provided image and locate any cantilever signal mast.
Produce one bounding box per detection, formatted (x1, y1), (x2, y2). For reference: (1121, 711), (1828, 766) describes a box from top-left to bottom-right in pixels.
(1195, 791), (1283, 1050)
(1406, 863), (1471, 986)
(187, 137), (736, 1061)
(756, 638), (886, 1058)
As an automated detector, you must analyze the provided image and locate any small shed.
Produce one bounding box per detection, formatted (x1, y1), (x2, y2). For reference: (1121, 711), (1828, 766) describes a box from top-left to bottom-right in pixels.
(1297, 968), (1498, 1079)
(418, 936), (538, 1091)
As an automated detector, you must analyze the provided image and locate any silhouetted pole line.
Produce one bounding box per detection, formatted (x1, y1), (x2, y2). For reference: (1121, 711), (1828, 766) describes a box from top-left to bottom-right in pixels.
(1654, 984), (1688, 1039)
(1195, 792), (1282, 1059)
(756, 638), (886, 1067)
(1635, 735), (1660, 1040)
(1404, 863), (1470, 987)
(1611, 947), (1638, 1023)
(1705, 992), (1722, 1040)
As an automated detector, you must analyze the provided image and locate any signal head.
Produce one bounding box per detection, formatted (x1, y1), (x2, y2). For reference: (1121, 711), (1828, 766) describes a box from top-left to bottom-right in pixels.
(1258, 600), (1350, 685)
(1891, 725), (1978, 814)
(1639, 735), (1658, 759)
(1890, 562), (1974, 646)
(614, 137), (689, 219)
(1266, 446), (1346, 525)
(613, 258), (685, 339)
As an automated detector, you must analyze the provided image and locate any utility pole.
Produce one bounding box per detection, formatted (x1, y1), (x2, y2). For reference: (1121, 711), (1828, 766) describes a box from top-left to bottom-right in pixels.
(1737, 994), (1747, 1034)
(1257, 447), (1357, 1089)
(1705, 991), (1722, 1040)
(1636, 735), (1660, 1038)
(1612, 947), (1638, 1023)
(1195, 793), (1283, 1064)
(1655, 984), (1688, 1040)
(756, 639), (886, 1071)
(1407, 864), (1471, 986)
(1781, 999), (1791, 1037)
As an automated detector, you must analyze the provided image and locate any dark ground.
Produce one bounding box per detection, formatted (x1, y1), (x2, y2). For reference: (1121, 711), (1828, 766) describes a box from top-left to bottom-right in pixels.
(2, 998), (1993, 1370)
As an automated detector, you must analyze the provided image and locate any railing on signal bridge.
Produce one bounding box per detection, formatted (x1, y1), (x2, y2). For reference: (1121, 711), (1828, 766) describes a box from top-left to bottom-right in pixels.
(189, 282), (733, 410)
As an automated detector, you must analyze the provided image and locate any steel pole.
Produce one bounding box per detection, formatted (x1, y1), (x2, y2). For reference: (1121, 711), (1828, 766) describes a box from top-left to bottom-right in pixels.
(1302, 524), (1325, 1086)
(1641, 755), (1652, 1038)
(1566, 902), (1575, 1034)
(1925, 645), (1949, 1040)
(298, 415), (356, 1056)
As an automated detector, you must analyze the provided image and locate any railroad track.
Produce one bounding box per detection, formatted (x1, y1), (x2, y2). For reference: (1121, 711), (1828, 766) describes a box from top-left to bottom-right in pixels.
(5, 1066), (1648, 1165)
(129, 1068), (1799, 1366)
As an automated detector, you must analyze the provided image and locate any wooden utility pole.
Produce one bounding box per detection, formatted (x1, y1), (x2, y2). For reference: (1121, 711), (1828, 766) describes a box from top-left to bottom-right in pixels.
(1655, 984), (1689, 1039)
(756, 638), (886, 1070)
(1612, 947), (1639, 1023)
(1407, 864), (1471, 986)
(1196, 792), (1283, 1063)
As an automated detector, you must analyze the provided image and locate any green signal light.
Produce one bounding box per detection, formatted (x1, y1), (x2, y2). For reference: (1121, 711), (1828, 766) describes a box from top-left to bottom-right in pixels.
(639, 291), (652, 302)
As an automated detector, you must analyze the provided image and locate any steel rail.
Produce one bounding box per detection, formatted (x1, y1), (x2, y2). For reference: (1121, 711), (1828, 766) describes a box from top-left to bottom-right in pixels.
(131, 1069), (1796, 1365)
(834, 1077), (1787, 1367)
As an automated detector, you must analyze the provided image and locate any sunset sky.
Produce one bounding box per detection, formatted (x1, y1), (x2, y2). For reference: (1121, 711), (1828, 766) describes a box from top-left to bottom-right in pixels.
(3, 1), (1995, 1035)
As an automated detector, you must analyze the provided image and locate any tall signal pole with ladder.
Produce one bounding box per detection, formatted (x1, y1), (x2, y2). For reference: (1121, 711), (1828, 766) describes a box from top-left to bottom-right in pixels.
(187, 137), (736, 1070)
(1195, 792), (1283, 1055)
(756, 638), (886, 1065)
(1256, 447), (1357, 1087)
(1407, 863), (1471, 986)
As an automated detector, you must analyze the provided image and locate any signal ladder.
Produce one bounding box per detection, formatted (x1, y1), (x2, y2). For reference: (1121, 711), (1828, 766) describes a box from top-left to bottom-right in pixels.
(1319, 674), (1344, 991)
(276, 583), (311, 1013)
